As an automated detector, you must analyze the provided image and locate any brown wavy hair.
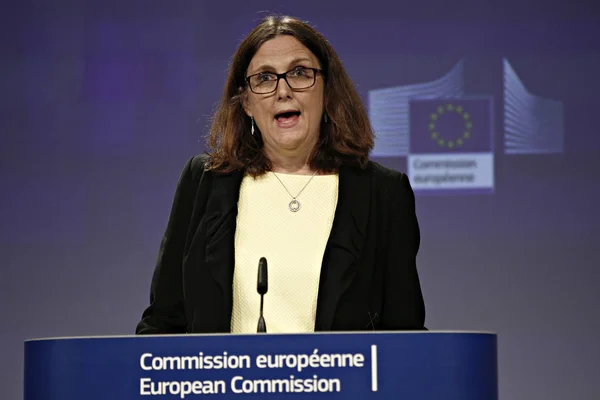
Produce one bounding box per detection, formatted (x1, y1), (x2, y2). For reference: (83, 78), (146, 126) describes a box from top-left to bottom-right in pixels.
(205, 15), (374, 176)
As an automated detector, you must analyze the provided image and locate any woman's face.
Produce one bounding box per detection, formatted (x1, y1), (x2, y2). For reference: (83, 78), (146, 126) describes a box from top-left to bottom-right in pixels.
(243, 35), (325, 162)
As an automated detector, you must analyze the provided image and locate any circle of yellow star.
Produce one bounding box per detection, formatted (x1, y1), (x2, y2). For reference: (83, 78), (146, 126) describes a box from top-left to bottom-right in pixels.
(428, 103), (473, 149)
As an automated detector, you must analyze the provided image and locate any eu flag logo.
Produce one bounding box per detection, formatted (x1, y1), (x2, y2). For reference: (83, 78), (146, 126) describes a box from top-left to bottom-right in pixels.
(409, 97), (493, 154)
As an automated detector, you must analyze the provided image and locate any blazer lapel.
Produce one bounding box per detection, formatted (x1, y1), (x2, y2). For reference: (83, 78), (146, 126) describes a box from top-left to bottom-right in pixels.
(315, 164), (371, 331)
(204, 169), (243, 330)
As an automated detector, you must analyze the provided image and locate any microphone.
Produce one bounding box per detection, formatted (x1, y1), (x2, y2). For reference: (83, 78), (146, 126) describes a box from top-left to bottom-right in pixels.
(256, 257), (268, 333)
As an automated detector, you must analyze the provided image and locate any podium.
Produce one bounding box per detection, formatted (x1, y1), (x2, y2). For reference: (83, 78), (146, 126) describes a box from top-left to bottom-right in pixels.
(24, 331), (497, 399)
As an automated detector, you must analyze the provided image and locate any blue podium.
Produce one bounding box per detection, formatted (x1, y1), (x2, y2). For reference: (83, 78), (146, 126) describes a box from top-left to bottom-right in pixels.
(24, 331), (497, 399)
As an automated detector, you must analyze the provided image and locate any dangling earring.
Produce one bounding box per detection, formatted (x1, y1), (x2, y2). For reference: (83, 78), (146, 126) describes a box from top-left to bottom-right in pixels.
(251, 117), (255, 136)
(324, 113), (329, 123)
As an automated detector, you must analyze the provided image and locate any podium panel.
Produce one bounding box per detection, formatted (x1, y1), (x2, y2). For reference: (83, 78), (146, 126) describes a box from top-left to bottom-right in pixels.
(24, 331), (497, 399)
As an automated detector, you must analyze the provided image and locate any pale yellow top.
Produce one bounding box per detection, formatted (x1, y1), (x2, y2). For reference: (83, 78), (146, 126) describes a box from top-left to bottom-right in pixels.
(230, 171), (339, 334)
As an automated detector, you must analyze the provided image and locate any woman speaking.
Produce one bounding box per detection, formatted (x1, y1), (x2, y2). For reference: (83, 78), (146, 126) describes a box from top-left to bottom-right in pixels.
(136, 15), (426, 334)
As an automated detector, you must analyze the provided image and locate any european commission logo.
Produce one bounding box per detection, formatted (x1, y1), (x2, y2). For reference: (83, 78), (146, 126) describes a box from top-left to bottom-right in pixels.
(368, 59), (564, 194)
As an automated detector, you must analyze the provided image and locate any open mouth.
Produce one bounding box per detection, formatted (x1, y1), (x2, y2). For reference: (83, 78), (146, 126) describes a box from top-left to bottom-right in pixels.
(275, 110), (301, 122)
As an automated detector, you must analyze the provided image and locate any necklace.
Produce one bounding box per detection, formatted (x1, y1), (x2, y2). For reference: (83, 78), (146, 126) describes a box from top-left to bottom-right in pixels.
(272, 171), (318, 212)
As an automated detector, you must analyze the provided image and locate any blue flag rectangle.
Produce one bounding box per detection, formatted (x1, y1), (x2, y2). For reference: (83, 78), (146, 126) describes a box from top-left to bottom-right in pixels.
(409, 97), (493, 154)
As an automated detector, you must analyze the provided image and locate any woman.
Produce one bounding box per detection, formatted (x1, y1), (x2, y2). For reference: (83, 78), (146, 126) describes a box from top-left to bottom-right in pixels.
(135, 15), (425, 334)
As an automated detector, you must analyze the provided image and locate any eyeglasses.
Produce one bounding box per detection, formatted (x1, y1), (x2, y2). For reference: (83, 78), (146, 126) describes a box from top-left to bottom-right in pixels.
(246, 67), (323, 94)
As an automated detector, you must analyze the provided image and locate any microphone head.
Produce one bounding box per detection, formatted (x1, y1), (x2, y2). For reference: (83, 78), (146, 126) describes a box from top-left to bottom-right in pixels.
(257, 257), (268, 295)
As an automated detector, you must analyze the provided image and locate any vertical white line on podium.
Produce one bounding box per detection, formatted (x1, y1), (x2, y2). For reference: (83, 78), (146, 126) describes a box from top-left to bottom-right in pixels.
(371, 345), (378, 392)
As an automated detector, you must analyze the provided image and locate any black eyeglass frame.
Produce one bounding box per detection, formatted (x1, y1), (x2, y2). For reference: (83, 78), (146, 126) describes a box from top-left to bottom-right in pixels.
(245, 67), (324, 94)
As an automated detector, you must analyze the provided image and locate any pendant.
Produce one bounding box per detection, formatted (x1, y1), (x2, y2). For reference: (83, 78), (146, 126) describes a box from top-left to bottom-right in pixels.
(289, 199), (300, 212)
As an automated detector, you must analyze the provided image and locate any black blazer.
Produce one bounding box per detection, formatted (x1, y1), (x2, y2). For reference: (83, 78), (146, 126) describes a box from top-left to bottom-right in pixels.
(135, 155), (426, 334)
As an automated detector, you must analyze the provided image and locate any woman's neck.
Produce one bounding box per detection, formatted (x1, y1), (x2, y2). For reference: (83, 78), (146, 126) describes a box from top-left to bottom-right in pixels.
(267, 150), (316, 175)
(271, 160), (314, 175)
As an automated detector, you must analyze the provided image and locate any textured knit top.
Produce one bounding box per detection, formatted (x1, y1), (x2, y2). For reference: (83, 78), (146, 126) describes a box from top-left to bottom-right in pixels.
(230, 171), (339, 334)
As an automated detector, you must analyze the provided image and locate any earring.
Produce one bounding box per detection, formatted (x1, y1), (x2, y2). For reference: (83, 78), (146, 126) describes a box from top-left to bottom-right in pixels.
(324, 113), (329, 123)
(251, 117), (255, 136)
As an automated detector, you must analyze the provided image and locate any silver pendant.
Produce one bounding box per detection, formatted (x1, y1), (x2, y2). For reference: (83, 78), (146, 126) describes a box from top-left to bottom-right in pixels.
(289, 199), (300, 212)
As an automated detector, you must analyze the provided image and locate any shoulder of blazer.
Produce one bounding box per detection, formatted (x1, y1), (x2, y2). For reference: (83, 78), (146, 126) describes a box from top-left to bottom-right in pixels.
(368, 159), (407, 180)
(187, 153), (210, 182)
(179, 153), (244, 244)
(366, 160), (410, 197)
(182, 153), (225, 197)
(186, 153), (244, 186)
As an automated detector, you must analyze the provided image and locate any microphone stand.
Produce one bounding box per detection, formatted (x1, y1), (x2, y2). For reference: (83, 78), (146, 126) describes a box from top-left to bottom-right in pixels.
(257, 294), (266, 333)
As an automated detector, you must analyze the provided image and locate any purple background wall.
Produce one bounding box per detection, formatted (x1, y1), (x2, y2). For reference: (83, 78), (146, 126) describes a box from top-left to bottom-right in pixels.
(2, 1), (599, 399)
